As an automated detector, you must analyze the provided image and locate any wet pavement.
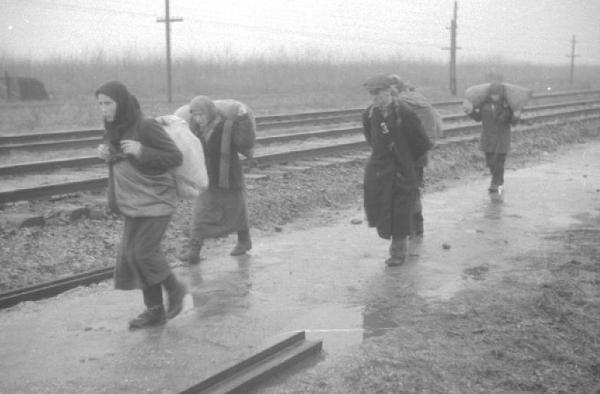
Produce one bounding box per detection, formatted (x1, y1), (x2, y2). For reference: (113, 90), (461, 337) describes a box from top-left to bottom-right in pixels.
(1, 141), (599, 393)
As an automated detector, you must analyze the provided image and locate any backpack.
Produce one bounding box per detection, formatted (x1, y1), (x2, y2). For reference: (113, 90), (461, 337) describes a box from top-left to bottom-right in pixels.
(396, 91), (444, 140)
(156, 115), (208, 199)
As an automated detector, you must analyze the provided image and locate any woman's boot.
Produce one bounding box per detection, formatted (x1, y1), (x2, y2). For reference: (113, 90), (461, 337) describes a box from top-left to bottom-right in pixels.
(163, 274), (187, 319)
(386, 235), (407, 266)
(178, 238), (203, 264)
(230, 229), (252, 256)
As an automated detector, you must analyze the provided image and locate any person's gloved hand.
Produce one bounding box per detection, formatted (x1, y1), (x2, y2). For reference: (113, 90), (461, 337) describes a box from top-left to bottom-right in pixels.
(97, 144), (110, 161)
(120, 140), (142, 158)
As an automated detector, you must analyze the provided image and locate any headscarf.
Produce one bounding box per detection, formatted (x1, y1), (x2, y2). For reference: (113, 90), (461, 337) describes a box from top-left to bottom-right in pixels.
(188, 95), (221, 140)
(95, 81), (141, 149)
(189, 96), (218, 122)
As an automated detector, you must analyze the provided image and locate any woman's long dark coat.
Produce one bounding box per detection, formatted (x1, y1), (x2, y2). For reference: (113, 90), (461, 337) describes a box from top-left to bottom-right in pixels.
(362, 101), (432, 239)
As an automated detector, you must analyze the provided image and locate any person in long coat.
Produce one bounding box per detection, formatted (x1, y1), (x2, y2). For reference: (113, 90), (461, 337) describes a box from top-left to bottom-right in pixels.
(388, 74), (443, 237)
(468, 82), (517, 193)
(95, 81), (187, 329)
(177, 96), (252, 264)
(362, 74), (432, 266)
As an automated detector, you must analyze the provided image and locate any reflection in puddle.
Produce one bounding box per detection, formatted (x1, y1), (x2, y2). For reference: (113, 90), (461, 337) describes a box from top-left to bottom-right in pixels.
(288, 304), (400, 357)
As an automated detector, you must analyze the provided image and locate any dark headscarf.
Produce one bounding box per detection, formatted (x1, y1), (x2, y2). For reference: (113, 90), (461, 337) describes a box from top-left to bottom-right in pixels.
(95, 81), (141, 149)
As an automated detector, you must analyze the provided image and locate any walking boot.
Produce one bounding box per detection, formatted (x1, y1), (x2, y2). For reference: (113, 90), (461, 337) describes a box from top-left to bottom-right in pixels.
(128, 305), (166, 329)
(178, 238), (203, 264)
(230, 230), (252, 256)
(386, 235), (408, 266)
(163, 275), (187, 320)
(412, 211), (424, 238)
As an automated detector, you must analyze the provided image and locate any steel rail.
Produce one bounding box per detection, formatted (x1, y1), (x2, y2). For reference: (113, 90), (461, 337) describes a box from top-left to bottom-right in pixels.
(2, 111), (600, 309)
(1, 105), (600, 205)
(3, 103), (600, 177)
(2, 89), (599, 147)
(3, 97), (600, 156)
(0, 267), (113, 309)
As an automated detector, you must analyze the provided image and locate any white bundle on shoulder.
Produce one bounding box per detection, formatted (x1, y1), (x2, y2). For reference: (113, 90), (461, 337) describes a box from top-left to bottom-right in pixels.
(463, 83), (532, 113)
(156, 115), (208, 199)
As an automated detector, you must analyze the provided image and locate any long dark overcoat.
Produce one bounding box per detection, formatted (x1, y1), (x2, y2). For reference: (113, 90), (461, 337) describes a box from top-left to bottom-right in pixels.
(470, 99), (513, 153)
(362, 101), (431, 239)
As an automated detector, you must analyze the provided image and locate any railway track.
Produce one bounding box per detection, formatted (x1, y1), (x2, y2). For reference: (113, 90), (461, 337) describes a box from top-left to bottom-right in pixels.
(2, 96), (600, 309)
(2, 89), (600, 150)
(1, 97), (600, 204)
(0, 91), (600, 204)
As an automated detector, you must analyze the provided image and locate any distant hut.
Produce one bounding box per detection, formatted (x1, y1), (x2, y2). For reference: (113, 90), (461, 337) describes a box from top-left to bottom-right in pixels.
(1, 72), (49, 101)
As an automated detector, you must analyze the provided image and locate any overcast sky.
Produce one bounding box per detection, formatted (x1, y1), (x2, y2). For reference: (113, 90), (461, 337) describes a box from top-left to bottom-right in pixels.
(2, 0), (600, 65)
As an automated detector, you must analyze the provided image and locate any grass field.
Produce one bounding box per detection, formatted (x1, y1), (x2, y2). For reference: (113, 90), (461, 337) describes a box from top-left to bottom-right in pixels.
(1, 53), (600, 133)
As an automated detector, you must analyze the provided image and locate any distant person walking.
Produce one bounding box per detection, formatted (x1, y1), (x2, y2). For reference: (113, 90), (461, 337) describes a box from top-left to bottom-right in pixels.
(175, 96), (253, 264)
(466, 82), (520, 193)
(362, 74), (432, 266)
(388, 74), (443, 237)
(95, 81), (187, 329)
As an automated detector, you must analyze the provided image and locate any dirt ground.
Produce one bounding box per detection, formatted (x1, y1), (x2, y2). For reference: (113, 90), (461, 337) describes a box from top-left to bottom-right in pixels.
(1, 119), (599, 393)
(2, 118), (598, 292)
(255, 213), (600, 393)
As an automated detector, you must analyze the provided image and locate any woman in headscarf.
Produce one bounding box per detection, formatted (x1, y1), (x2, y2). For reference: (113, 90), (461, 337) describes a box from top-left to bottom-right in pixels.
(95, 81), (187, 329)
(468, 82), (517, 193)
(177, 95), (252, 264)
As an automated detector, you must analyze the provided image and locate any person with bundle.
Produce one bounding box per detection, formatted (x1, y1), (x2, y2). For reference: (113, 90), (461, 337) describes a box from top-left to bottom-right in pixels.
(465, 82), (522, 193)
(175, 96), (254, 264)
(362, 74), (432, 266)
(95, 81), (187, 329)
(388, 74), (443, 237)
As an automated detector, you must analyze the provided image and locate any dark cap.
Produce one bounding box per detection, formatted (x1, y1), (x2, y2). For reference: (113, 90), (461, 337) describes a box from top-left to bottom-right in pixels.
(363, 74), (393, 91)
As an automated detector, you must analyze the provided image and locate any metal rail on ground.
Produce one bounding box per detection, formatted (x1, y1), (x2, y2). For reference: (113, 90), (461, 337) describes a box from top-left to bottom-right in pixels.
(2, 103), (600, 177)
(2, 89), (599, 147)
(179, 331), (322, 394)
(1, 110), (600, 308)
(0, 267), (113, 309)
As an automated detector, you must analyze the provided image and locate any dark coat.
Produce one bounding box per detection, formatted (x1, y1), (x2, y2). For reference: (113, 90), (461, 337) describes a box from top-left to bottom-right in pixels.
(108, 118), (183, 290)
(469, 98), (514, 153)
(362, 101), (432, 239)
(106, 117), (183, 217)
(200, 118), (245, 190)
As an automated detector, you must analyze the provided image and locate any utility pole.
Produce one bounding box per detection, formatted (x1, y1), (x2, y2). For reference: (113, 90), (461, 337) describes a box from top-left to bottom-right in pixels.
(566, 35), (579, 85)
(157, 0), (182, 103)
(442, 1), (459, 95)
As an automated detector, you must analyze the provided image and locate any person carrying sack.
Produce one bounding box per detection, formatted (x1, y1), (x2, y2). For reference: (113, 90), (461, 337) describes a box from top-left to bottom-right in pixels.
(362, 74), (432, 266)
(388, 74), (442, 237)
(466, 82), (521, 193)
(176, 96), (253, 264)
(95, 81), (187, 329)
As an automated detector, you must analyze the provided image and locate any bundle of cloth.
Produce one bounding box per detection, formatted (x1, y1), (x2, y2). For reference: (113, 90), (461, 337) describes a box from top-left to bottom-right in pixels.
(174, 99), (256, 159)
(397, 90), (444, 140)
(462, 82), (532, 114)
(154, 115), (208, 199)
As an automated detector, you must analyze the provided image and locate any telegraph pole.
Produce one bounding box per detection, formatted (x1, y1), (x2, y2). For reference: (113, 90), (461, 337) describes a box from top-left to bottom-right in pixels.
(442, 1), (459, 95)
(566, 35), (579, 85)
(157, 0), (182, 103)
